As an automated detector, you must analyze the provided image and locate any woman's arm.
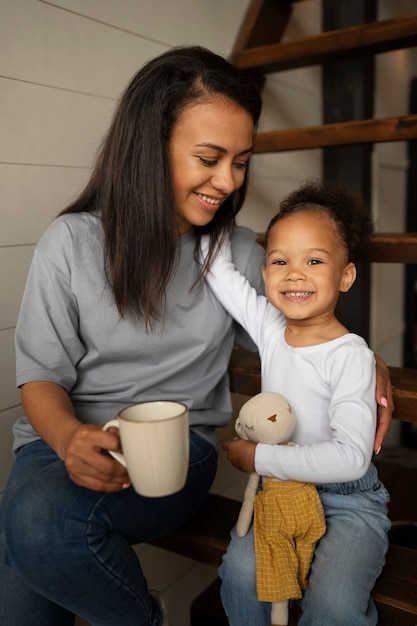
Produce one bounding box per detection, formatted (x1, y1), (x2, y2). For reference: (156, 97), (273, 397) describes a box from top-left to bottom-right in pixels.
(374, 354), (394, 454)
(21, 381), (129, 491)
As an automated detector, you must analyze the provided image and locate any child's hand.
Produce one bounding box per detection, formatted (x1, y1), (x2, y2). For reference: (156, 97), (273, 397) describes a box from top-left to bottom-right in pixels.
(223, 438), (256, 473)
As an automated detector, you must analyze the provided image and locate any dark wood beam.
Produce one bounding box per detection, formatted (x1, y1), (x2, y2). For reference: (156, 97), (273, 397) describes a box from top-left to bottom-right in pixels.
(253, 115), (417, 153)
(229, 0), (292, 56)
(322, 0), (376, 342)
(358, 233), (417, 264)
(233, 12), (417, 74)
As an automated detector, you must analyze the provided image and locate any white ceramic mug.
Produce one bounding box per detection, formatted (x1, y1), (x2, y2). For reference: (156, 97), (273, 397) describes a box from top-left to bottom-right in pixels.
(103, 400), (189, 497)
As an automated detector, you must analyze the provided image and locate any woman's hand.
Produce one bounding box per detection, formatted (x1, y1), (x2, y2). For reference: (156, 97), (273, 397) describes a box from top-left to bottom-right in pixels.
(21, 381), (130, 492)
(223, 438), (257, 473)
(374, 354), (394, 454)
(63, 424), (130, 492)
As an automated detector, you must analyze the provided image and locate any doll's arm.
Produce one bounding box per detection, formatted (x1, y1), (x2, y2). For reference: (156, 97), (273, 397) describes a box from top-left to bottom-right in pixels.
(236, 471), (260, 537)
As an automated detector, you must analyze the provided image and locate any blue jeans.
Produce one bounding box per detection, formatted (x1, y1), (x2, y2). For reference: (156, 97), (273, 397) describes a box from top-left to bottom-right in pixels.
(219, 464), (390, 626)
(0, 433), (217, 626)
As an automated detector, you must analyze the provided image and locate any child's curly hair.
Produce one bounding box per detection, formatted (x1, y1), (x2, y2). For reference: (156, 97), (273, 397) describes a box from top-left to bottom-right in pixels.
(265, 179), (374, 262)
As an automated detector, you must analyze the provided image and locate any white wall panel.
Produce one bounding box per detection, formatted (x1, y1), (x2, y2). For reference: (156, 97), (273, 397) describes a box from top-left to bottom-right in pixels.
(1, 0), (165, 98)
(0, 246), (34, 330)
(0, 164), (89, 246)
(251, 149), (322, 183)
(260, 75), (321, 132)
(0, 407), (22, 493)
(42, 0), (252, 57)
(239, 159), (322, 233)
(1, 78), (114, 167)
(0, 330), (20, 410)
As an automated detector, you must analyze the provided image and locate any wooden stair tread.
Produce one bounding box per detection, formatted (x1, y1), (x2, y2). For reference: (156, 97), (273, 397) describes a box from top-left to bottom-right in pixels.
(253, 115), (417, 153)
(229, 347), (417, 425)
(372, 545), (417, 622)
(232, 13), (417, 74)
(149, 493), (239, 567)
(358, 233), (417, 264)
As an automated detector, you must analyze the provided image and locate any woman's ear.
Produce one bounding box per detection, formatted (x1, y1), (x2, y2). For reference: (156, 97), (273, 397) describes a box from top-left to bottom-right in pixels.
(339, 262), (357, 293)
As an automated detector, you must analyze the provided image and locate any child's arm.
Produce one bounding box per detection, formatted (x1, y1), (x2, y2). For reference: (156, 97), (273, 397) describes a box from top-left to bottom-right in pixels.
(254, 344), (377, 484)
(200, 235), (270, 345)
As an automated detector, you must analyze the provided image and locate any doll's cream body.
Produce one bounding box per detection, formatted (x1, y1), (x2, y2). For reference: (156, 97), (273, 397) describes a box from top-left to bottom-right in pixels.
(235, 393), (326, 626)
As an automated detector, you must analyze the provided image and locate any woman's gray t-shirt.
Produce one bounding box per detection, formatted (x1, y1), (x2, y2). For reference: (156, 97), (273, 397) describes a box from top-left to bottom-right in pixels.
(14, 213), (265, 451)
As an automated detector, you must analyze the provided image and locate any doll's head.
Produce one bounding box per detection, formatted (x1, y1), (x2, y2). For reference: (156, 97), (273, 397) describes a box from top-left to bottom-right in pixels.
(235, 392), (294, 444)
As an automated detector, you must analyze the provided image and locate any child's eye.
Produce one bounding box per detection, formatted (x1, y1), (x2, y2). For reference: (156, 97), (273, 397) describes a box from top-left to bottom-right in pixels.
(308, 259), (323, 265)
(272, 259), (286, 266)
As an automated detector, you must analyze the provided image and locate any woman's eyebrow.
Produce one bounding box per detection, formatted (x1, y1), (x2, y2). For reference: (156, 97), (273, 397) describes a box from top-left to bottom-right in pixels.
(195, 142), (253, 155)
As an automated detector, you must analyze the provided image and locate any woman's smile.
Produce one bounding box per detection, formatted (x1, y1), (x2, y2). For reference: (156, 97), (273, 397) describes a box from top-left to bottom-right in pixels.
(168, 96), (254, 234)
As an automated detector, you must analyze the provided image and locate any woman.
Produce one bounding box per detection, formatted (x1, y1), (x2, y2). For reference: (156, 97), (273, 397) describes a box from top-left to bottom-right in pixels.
(0, 46), (392, 626)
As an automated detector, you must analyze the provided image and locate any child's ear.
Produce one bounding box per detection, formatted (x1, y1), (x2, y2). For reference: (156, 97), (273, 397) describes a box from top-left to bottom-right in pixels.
(339, 262), (357, 293)
(262, 264), (267, 282)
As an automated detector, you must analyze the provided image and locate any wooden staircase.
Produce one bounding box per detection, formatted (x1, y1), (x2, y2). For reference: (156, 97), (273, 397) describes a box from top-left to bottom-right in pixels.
(230, 0), (417, 266)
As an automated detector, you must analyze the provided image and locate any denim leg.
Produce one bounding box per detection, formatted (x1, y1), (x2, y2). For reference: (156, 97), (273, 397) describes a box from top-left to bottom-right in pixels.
(0, 442), (76, 626)
(1, 433), (217, 626)
(220, 465), (390, 626)
(300, 467), (390, 626)
(219, 524), (271, 626)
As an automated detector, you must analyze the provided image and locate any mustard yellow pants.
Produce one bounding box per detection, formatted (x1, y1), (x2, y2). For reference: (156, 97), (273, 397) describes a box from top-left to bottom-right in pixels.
(254, 478), (326, 603)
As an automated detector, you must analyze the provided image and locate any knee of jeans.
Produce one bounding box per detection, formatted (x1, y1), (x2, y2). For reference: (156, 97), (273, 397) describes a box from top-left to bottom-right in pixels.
(219, 527), (257, 590)
(4, 484), (57, 565)
(303, 574), (371, 625)
(302, 583), (351, 624)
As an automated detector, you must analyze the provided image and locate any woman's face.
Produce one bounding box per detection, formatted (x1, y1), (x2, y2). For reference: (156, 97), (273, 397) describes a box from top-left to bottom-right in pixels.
(168, 96), (254, 234)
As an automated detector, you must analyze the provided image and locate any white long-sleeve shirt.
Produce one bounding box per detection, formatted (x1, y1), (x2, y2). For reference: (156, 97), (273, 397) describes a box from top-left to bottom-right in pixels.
(205, 241), (376, 484)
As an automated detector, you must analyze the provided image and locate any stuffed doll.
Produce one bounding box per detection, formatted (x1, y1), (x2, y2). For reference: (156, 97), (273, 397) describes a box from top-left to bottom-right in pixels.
(235, 392), (326, 626)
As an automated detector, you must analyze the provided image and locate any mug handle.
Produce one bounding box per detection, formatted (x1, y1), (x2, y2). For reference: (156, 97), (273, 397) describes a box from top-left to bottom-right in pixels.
(102, 419), (127, 467)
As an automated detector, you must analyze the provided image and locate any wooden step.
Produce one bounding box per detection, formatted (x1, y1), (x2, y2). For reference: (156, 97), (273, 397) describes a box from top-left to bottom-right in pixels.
(358, 233), (417, 264)
(228, 347), (417, 425)
(253, 115), (417, 153)
(232, 13), (417, 74)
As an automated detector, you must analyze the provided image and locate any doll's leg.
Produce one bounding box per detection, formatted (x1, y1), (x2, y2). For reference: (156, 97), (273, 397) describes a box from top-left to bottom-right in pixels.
(271, 600), (289, 625)
(300, 465), (390, 626)
(219, 524), (272, 626)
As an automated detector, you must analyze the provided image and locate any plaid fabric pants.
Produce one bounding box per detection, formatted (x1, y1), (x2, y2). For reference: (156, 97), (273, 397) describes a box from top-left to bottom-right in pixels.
(254, 478), (326, 602)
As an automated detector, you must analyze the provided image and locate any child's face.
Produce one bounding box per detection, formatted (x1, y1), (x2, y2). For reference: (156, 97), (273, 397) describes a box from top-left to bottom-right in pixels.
(262, 210), (356, 325)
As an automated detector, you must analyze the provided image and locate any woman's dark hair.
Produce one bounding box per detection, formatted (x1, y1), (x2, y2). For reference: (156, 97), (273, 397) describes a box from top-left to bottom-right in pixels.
(60, 46), (262, 326)
(264, 179), (374, 262)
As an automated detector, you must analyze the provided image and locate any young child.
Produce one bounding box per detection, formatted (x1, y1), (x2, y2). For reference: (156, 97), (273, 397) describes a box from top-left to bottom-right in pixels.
(200, 180), (390, 626)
